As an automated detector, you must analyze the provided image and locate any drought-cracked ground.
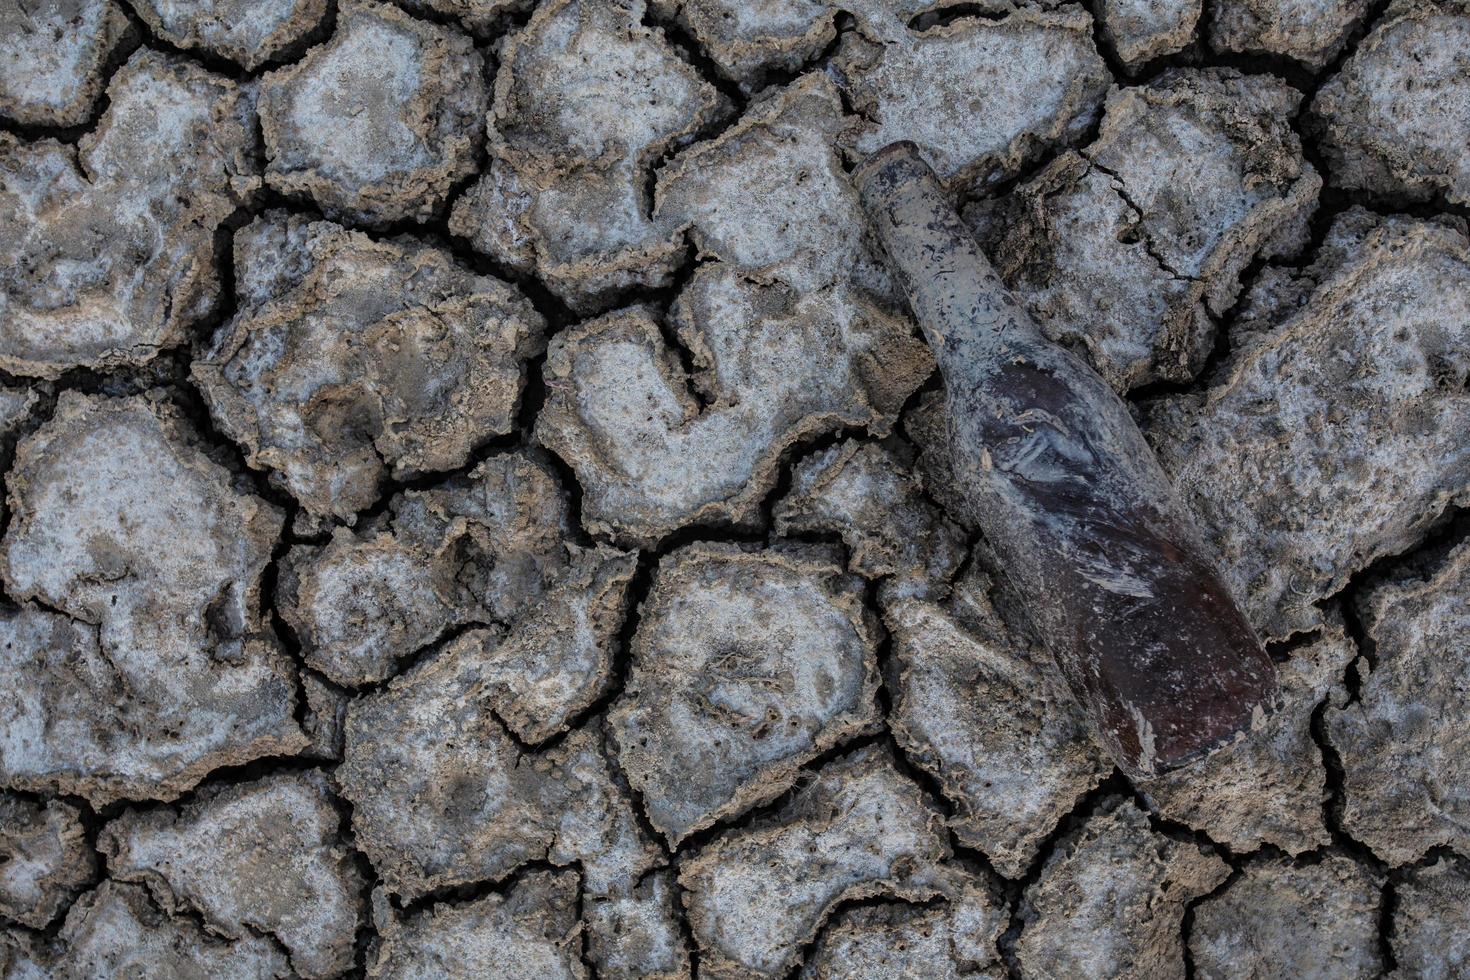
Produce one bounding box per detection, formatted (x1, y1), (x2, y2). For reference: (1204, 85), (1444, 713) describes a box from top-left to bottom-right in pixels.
(1, 0), (1468, 977)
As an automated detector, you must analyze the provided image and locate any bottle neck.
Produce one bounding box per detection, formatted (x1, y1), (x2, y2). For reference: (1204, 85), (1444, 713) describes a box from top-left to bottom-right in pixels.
(855, 142), (1043, 369)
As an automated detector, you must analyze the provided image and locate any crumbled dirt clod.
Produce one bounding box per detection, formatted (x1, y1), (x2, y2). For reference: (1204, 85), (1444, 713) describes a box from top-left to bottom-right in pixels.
(1146, 210), (1470, 641)
(100, 771), (364, 979)
(680, 744), (950, 978)
(1390, 855), (1470, 978)
(774, 439), (967, 602)
(0, 50), (258, 378)
(611, 543), (882, 846)
(1100, 0), (1200, 69)
(43, 881), (292, 977)
(1308, 0), (1470, 206)
(278, 450), (572, 686)
(1327, 538), (1470, 865)
(131, 0), (329, 70)
(886, 590), (1110, 878)
(0, 794), (96, 930)
(834, 2), (1110, 190)
(970, 68), (1318, 392)
(1189, 855), (1384, 979)
(1209, 0), (1372, 68)
(1140, 622), (1355, 853)
(369, 869), (585, 979)
(196, 211), (544, 523)
(799, 875), (1009, 979)
(1016, 796), (1229, 980)
(450, 0), (727, 312)
(584, 869), (690, 980)
(0, 0), (131, 128)
(0, 393), (304, 806)
(259, 0), (487, 226)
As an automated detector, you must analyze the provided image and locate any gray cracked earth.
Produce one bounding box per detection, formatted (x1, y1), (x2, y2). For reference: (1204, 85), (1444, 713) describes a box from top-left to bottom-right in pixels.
(1, 0), (1468, 977)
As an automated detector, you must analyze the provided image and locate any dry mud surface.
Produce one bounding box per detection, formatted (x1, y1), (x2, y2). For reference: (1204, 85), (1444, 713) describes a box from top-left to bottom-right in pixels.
(1, 0), (1467, 977)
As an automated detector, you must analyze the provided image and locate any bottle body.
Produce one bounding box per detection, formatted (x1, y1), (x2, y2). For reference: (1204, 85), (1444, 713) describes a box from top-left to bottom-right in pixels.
(857, 142), (1277, 777)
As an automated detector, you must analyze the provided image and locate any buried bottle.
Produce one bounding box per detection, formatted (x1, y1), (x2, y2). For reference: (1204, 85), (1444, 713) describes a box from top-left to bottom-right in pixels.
(855, 141), (1278, 778)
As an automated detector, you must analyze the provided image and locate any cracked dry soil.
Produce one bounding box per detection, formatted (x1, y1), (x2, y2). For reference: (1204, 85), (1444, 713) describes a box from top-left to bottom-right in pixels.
(0, 0), (1467, 977)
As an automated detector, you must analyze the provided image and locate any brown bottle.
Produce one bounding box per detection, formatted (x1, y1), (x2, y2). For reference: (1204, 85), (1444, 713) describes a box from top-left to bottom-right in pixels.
(856, 141), (1278, 778)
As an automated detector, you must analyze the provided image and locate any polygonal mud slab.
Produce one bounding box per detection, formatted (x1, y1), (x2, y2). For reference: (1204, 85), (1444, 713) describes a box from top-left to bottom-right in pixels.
(1209, 0), (1371, 68)
(0, 393), (304, 806)
(1146, 210), (1470, 641)
(368, 869), (585, 979)
(1189, 855), (1384, 979)
(1327, 538), (1470, 865)
(1139, 622), (1354, 853)
(0, 0), (131, 128)
(833, 2), (1109, 191)
(774, 440), (967, 602)
(259, 0), (487, 226)
(969, 69), (1318, 392)
(279, 450), (573, 687)
(648, 0), (839, 91)
(100, 771), (364, 979)
(0, 50), (258, 378)
(800, 876), (1009, 979)
(611, 543), (881, 846)
(1391, 856), (1470, 978)
(652, 74), (896, 295)
(584, 869), (689, 980)
(436, 547), (637, 743)
(537, 295), (928, 544)
(39, 881), (291, 978)
(131, 0), (329, 70)
(885, 593), (1110, 879)
(680, 744), (950, 979)
(1308, 0), (1470, 206)
(1100, 0), (1200, 69)
(1015, 796), (1229, 980)
(0, 794), (96, 929)
(341, 660), (660, 904)
(196, 212), (545, 523)
(449, 0), (727, 312)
